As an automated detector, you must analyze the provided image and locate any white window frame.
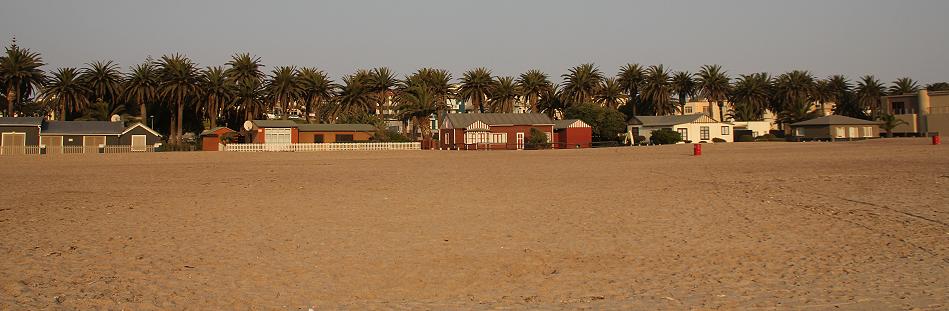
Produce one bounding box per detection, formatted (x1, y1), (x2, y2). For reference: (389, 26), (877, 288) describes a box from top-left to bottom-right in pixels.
(700, 126), (710, 140)
(721, 126), (730, 135)
(848, 127), (858, 138)
(264, 128), (292, 144)
(684, 106), (693, 114)
(676, 128), (688, 141)
(131, 135), (147, 151)
(1, 132), (26, 147)
(862, 126), (873, 138)
(835, 127), (845, 138)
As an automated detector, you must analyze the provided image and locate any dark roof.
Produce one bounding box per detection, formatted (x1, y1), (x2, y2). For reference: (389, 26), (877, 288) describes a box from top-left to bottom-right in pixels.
(298, 124), (377, 132)
(790, 115), (881, 126)
(628, 114), (718, 126)
(42, 121), (125, 135)
(445, 113), (554, 128)
(0, 117), (43, 126)
(199, 127), (235, 136)
(553, 119), (589, 130)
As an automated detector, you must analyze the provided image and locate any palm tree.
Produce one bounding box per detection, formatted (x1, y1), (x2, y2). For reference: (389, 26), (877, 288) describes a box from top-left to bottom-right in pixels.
(594, 78), (626, 109)
(0, 41), (46, 117)
(77, 100), (126, 121)
(728, 73), (771, 121)
(297, 67), (336, 123)
(773, 70), (816, 115)
(813, 79), (834, 116)
(489, 76), (518, 113)
(231, 77), (266, 122)
(776, 100), (820, 126)
(695, 64), (730, 121)
(42, 68), (90, 120)
(198, 66), (232, 128)
(80, 60), (124, 105)
(155, 54), (200, 144)
(123, 60), (159, 122)
(458, 67), (493, 113)
(334, 71), (375, 121)
(537, 84), (564, 118)
(224, 53), (265, 86)
(395, 71), (450, 140)
(560, 63), (603, 105)
(267, 66), (301, 120)
(827, 75), (862, 117)
(516, 70), (551, 113)
(368, 67), (398, 115)
(855, 75), (886, 117)
(617, 63), (645, 115)
(926, 82), (949, 91)
(640, 65), (675, 116)
(889, 77), (920, 95)
(671, 71), (696, 115)
(877, 114), (908, 137)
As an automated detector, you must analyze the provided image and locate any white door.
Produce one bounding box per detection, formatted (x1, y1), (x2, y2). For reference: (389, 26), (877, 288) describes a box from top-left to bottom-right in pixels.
(835, 127), (845, 138)
(131, 135), (147, 151)
(1, 132), (26, 155)
(848, 127), (858, 138)
(516, 132), (525, 150)
(265, 128), (292, 144)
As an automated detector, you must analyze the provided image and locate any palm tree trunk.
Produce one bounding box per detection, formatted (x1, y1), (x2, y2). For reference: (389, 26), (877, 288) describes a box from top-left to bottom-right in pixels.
(718, 102), (725, 121)
(140, 101), (147, 124)
(477, 96), (484, 113)
(631, 89), (638, 116)
(169, 113), (177, 145)
(176, 102), (184, 143)
(679, 94), (686, 115)
(209, 100), (218, 128)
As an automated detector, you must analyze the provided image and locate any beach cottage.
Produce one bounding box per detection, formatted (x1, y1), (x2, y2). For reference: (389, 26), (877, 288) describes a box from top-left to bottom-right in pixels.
(628, 114), (733, 144)
(439, 113), (555, 150)
(248, 120), (376, 144)
(553, 119), (593, 148)
(789, 115), (880, 141)
(0, 117), (43, 154)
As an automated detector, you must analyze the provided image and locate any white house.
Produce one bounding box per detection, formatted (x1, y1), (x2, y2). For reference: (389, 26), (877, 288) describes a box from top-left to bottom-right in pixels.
(628, 113), (734, 144)
(732, 121), (773, 138)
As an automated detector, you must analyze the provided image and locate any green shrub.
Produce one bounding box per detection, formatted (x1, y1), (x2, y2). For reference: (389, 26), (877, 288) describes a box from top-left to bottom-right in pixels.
(373, 129), (413, 142)
(649, 129), (682, 145)
(527, 128), (549, 149)
(712, 137), (727, 143)
(565, 103), (627, 141)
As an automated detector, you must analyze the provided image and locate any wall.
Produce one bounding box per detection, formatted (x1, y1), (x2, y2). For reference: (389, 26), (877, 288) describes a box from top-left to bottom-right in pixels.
(794, 125), (878, 140)
(0, 126), (40, 145)
(490, 125), (554, 149)
(633, 123), (733, 143)
(732, 121), (772, 138)
(119, 127), (161, 145)
(557, 127), (592, 148)
(298, 131), (373, 143)
(925, 114), (949, 136)
(48, 135), (121, 146)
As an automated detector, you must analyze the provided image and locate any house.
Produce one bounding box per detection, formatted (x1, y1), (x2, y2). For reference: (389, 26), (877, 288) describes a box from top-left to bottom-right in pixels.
(0, 117), (43, 154)
(881, 90), (949, 136)
(789, 115), (880, 141)
(628, 113), (734, 144)
(248, 120), (376, 144)
(439, 113), (554, 150)
(40, 121), (162, 153)
(200, 127), (237, 151)
(732, 121), (773, 140)
(553, 119), (593, 148)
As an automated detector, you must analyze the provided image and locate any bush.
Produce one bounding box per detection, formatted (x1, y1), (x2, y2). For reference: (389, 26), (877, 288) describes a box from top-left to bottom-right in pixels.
(649, 129), (682, 145)
(373, 129), (413, 142)
(526, 128), (549, 149)
(565, 103), (627, 141)
(712, 137), (727, 143)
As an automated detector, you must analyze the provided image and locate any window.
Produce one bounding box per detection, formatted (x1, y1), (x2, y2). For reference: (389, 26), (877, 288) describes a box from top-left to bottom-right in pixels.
(546, 132), (553, 143)
(1, 132), (26, 155)
(684, 106), (693, 114)
(467, 132), (507, 144)
(264, 128), (292, 144)
(892, 102), (906, 115)
(335, 134), (354, 142)
(41, 136), (63, 154)
(835, 127), (845, 138)
(795, 128), (804, 137)
(677, 128), (688, 141)
(848, 127), (858, 138)
(702, 106), (710, 114)
(314, 134), (324, 143)
(700, 126), (710, 140)
(863, 126), (873, 137)
(721, 126), (730, 135)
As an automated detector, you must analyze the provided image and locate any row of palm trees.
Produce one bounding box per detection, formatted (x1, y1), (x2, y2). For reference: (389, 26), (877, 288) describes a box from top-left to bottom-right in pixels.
(3, 41), (947, 144)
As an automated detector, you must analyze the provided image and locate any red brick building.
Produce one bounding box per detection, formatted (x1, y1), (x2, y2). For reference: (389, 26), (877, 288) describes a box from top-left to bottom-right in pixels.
(439, 113), (556, 150)
(200, 127), (236, 151)
(248, 120), (376, 144)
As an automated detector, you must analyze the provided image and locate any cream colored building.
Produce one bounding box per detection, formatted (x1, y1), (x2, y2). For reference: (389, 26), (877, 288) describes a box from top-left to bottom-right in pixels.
(881, 90), (949, 136)
(628, 113), (734, 144)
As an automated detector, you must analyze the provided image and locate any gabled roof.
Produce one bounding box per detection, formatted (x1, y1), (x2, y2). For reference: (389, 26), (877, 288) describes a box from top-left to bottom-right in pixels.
(554, 119), (590, 130)
(297, 124), (377, 132)
(444, 113), (554, 128)
(0, 117), (43, 126)
(790, 115), (881, 126)
(42, 121), (125, 135)
(121, 122), (162, 137)
(199, 127), (236, 136)
(628, 113), (719, 126)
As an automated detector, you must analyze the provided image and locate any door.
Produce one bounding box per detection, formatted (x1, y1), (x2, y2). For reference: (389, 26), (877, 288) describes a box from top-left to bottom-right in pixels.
(848, 127), (858, 138)
(83, 136), (106, 154)
(41, 136), (63, 154)
(835, 127), (845, 138)
(1, 132), (26, 155)
(264, 128), (292, 144)
(131, 135), (147, 151)
(516, 132), (525, 150)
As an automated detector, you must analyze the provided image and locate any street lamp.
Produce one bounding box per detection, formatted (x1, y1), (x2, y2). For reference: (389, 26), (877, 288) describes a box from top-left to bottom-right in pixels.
(149, 115), (154, 129)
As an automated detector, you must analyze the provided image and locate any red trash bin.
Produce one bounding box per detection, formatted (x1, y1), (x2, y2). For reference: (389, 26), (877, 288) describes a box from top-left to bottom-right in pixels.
(693, 144), (702, 156)
(934, 135), (941, 145)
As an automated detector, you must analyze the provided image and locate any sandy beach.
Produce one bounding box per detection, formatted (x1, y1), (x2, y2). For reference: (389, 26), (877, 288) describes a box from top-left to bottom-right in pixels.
(1, 138), (946, 309)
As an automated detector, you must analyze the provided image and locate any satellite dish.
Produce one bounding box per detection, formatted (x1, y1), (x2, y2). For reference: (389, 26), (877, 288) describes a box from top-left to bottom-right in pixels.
(110, 114), (122, 122)
(243, 120), (254, 131)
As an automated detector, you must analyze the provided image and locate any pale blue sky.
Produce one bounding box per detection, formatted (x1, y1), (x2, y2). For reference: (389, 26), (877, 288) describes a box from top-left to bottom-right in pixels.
(2, 0), (947, 84)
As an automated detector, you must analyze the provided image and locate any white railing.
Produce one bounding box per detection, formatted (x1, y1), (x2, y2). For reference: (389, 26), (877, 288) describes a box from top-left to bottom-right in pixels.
(0, 146), (42, 155)
(103, 145), (157, 153)
(223, 142), (422, 152)
(0, 145), (157, 156)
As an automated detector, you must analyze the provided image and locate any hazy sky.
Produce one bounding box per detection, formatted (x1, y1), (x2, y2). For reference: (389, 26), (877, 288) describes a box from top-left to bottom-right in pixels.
(2, 0), (947, 84)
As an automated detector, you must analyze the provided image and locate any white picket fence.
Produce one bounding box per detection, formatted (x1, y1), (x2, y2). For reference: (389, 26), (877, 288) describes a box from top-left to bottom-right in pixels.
(223, 142), (421, 152)
(0, 145), (157, 156)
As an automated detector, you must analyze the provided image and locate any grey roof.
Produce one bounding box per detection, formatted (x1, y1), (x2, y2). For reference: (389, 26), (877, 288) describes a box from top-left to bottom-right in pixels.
(445, 113), (554, 128)
(790, 115), (881, 126)
(199, 127), (235, 136)
(298, 124), (377, 132)
(628, 113), (714, 126)
(42, 121), (125, 135)
(0, 117), (43, 126)
(251, 120), (301, 128)
(553, 119), (581, 130)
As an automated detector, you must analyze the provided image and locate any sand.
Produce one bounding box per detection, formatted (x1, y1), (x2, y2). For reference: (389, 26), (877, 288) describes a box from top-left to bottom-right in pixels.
(0, 138), (947, 309)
